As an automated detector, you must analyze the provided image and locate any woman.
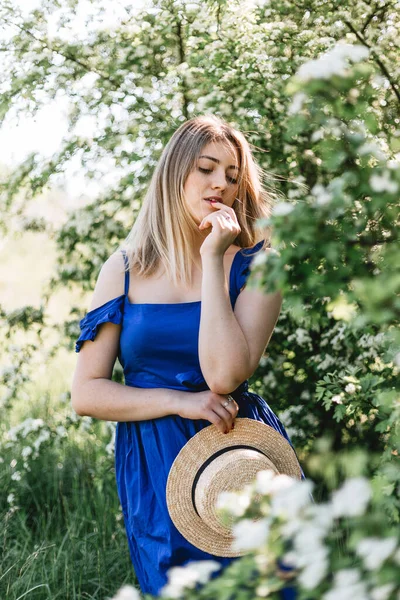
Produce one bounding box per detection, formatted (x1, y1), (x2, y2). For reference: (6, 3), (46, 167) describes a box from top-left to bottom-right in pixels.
(72, 115), (298, 597)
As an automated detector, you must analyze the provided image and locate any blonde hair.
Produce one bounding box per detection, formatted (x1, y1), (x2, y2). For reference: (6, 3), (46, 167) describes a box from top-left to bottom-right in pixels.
(119, 114), (273, 288)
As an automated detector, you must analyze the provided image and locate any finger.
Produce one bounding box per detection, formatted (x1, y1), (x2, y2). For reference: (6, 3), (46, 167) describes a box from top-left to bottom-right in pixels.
(223, 397), (239, 417)
(223, 216), (235, 231)
(199, 211), (220, 230)
(216, 216), (226, 230)
(205, 409), (228, 434)
(211, 404), (234, 433)
(209, 202), (238, 221)
(199, 217), (212, 230)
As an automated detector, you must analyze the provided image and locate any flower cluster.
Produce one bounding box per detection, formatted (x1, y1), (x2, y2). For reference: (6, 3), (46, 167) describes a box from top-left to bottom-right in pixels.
(156, 467), (399, 600)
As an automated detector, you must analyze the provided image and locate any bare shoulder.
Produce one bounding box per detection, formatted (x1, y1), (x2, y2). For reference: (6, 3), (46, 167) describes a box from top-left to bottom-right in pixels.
(88, 251), (126, 311)
(226, 244), (242, 256)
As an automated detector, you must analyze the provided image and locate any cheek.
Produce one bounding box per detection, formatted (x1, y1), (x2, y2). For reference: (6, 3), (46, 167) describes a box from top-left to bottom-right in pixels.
(184, 172), (199, 196)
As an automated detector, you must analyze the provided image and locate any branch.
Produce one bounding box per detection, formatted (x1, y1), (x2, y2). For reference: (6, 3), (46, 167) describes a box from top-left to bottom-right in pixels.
(347, 236), (398, 247)
(3, 17), (122, 90)
(344, 20), (400, 103)
(174, 14), (190, 120)
(361, 2), (391, 34)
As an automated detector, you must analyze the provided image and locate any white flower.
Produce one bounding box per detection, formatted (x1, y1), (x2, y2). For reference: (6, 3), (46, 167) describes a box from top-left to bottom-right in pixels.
(297, 43), (369, 81)
(7, 418), (44, 442)
(271, 479), (314, 518)
(33, 429), (50, 451)
(255, 469), (275, 494)
(345, 383), (356, 394)
(370, 172), (399, 193)
(371, 584), (395, 600)
(262, 372), (277, 388)
(294, 328), (312, 346)
(273, 202), (294, 216)
(11, 471), (21, 481)
(311, 129), (324, 142)
(356, 537), (397, 571)
(216, 489), (251, 517)
(56, 425), (67, 437)
(331, 395), (343, 404)
(231, 518), (270, 552)
(311, 184), (333, 206)
(335, 568), (360, 587)
(304, 503), (334, 532)
(316, 354), (337, 371)
(21, 446), (32, 459)
(331, 477), (371, 518)
(255, 471), (294, 495)
(7, 493), (15, 504)
(323, 568), (368, 600)
(106, 427), (116, 456)
(110, 585), (141, 600)
(293, 521), (329, 588)
(387, 159), (400, 170)
(252, 251), (268, 268)
(298, 556), (328, 590)
(280, 551), (298, 568)
(288, 506), (329, 588)
(182, 560), (221, 584)
(288, 92), (307, 114)
(80, 417), (93, 432)
(161, 561), (221, 598)
(293, 523), (328, 574)
(358, 142), (386, 161)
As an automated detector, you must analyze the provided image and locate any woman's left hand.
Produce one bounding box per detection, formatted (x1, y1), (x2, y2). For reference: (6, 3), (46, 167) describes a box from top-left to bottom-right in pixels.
(199, 201), (241, 257)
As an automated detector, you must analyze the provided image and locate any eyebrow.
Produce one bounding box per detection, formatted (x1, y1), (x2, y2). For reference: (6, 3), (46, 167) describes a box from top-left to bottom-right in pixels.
(199, 155), (239, 171)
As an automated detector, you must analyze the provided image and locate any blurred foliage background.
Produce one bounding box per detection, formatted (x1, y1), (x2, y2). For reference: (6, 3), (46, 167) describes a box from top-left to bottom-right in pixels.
(0, 0), (399, 598)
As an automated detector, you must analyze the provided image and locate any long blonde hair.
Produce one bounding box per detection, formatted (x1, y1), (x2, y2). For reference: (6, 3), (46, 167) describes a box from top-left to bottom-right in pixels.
(119, 114), (273, 288)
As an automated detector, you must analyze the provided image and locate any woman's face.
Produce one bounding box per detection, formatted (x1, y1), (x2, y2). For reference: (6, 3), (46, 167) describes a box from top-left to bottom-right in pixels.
(183, 140), (240, 225)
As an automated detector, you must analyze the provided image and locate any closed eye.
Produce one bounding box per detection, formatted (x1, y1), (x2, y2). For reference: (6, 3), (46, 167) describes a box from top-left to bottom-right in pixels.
(198, 167), (237, 185)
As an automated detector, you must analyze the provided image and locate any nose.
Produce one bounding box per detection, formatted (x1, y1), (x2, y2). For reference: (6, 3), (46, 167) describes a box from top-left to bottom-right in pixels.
(211, 168), (227, 191)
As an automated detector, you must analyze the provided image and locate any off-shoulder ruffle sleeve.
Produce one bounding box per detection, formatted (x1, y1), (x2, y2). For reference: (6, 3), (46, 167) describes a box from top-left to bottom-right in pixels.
(75, 294), (125, 353)
(234, 240), (265, 300)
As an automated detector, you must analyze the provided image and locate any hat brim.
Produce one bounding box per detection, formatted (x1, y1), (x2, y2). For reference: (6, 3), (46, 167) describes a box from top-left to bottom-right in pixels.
(166, 417), (302, 557)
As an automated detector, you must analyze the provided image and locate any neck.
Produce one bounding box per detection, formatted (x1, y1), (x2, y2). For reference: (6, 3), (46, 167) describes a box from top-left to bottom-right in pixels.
(190, 229), (209, 258)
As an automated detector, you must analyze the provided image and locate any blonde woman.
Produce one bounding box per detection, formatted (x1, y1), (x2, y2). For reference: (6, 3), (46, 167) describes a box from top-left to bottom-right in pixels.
(72, 115), (298, 597)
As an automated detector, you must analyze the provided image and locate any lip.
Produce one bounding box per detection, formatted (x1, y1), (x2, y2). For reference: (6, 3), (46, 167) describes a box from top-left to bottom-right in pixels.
(204, 196), (222, 203)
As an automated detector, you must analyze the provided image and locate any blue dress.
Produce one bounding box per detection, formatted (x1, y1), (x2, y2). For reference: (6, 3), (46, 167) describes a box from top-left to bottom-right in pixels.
(75, 241), (299, 598)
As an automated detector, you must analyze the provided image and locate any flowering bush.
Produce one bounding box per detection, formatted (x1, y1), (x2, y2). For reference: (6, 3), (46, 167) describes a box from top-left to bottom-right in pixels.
(108, 30), (399, 600)
(108, 445), (399, 600)
(1, 401), (117, 512)
(1, 0), (399, 599)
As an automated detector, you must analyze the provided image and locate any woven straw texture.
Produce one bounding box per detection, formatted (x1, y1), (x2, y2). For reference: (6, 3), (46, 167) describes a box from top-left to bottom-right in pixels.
(166, 418), (302, 557)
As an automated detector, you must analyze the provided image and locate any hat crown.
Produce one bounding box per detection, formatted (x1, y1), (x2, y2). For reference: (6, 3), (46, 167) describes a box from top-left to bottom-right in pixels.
(194, 448), (278, 537)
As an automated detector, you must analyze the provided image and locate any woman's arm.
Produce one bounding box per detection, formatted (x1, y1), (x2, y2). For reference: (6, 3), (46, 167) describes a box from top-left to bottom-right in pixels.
(72, 374), (238, 433)
(72, 375), (184, 421)
(199, 250), (282, 395)
(71, 252), (186, 420)
(71, 251), (238, 432)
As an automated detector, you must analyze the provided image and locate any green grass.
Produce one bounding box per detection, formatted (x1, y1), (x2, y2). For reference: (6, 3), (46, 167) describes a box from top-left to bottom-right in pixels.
(1, 230), (137, 599)
(1, 423), (136, 600)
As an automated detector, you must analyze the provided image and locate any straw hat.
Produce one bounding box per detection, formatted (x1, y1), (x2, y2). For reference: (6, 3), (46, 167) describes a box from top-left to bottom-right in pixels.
(166, 417), (302, 557)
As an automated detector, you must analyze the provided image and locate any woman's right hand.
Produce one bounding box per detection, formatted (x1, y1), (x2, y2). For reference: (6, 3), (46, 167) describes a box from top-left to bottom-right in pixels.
(172, 390), (239, 434)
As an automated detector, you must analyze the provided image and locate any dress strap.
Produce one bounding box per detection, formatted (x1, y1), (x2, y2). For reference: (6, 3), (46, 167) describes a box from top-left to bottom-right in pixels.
(120, 249), (130, 296)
